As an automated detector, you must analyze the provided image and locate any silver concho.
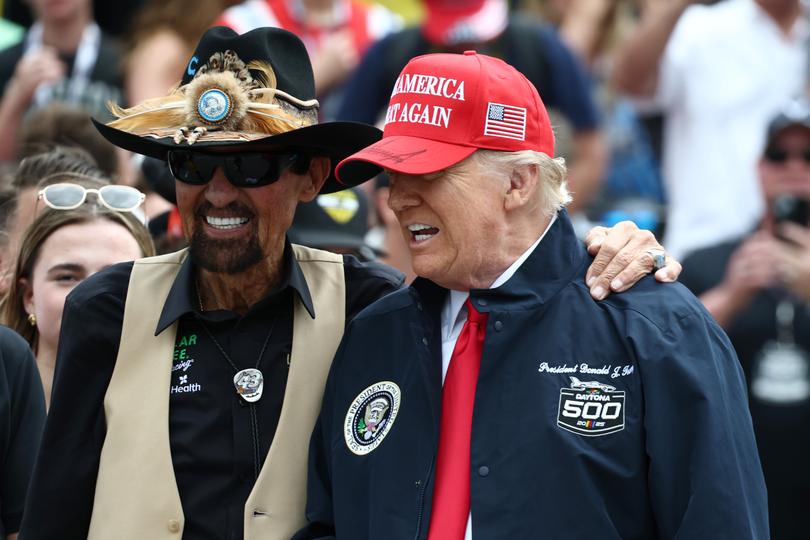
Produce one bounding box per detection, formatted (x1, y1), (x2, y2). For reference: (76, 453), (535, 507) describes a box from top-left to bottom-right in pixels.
(234, 368), (264, 403)
(197, 88), (231, 125)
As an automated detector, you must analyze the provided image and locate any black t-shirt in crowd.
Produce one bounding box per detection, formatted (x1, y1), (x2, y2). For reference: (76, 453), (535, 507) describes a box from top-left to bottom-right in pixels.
(681, 237), (810, 540)
(0, 28), (125, 120)
(0, 324), (46, 537)
(19, 243), (404, 540)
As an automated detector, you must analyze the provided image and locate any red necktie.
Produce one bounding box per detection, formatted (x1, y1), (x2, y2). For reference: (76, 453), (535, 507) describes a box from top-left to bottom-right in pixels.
(428, 298), (488, 540)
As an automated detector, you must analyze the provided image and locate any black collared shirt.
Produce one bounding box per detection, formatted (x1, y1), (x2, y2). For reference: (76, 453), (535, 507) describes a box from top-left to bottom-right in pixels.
(19, 243), (404, 540)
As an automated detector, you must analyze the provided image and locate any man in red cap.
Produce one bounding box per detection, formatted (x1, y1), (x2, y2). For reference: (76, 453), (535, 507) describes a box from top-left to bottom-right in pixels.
(294, 51), (767, 539)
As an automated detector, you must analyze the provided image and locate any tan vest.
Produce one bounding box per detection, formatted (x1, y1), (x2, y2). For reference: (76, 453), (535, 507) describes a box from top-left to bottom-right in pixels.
(87, 245), (345, 540)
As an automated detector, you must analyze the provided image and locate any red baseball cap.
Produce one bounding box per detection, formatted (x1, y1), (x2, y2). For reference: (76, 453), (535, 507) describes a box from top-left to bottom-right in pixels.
(422, 0), (508, 47)
(336, 51), (554, 185)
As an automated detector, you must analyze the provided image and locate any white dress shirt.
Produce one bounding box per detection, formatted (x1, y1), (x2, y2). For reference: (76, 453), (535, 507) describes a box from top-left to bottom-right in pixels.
(646, 0), (807, 258)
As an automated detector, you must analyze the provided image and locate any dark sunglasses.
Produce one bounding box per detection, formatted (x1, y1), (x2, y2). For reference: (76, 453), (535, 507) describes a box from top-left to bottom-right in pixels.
(167, 151), (310, 187)
(764, 146), (810, 165)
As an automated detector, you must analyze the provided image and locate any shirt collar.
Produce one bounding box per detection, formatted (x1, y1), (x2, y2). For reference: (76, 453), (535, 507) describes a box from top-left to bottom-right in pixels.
(155, 239), (315, 335)
(441, 214), (558, 334)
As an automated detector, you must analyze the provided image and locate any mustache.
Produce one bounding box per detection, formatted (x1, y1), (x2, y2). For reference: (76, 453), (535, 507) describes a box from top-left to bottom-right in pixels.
(194, 201), (255, 219)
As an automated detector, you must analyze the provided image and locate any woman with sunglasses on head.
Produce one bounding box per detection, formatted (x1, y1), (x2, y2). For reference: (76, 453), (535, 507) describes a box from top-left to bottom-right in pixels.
(1, 184), (154, 408)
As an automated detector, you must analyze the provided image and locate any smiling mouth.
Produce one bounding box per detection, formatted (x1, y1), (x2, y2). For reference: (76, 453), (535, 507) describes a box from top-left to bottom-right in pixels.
(408, 223), (440, 242)
(205, 216), (251, 230)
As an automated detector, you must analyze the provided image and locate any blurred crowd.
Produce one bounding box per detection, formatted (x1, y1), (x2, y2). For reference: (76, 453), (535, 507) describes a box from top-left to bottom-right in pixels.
(0, 0), (805, 538)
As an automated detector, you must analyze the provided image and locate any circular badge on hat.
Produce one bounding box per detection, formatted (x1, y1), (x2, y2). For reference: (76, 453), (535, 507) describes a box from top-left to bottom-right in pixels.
(344, 381), (401, 456)
(196, 88), (232, 125)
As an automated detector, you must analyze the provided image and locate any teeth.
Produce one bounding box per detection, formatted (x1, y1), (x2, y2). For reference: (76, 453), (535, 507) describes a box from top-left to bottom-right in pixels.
(408, 224), (433, 232)
(414, 234), (433, 242)
(206, 216), (249, 229)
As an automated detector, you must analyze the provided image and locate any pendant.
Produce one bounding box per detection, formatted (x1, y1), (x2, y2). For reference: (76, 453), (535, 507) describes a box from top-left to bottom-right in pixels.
(751, 341), (810, 404)
(234, 368), (264, 403)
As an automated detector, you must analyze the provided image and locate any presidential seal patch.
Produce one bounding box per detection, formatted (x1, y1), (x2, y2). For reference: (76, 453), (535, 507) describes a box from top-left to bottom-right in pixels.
(557, 376), (625, 437)
(344, 381), (401, 456)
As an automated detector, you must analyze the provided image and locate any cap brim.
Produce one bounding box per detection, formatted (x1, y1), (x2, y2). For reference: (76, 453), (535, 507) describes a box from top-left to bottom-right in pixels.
(93, 119), (382, 194)
(336, 135), (477, 185)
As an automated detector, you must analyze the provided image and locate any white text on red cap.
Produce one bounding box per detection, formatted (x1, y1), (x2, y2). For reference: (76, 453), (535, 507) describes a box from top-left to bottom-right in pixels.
(385, 73), (466, 129)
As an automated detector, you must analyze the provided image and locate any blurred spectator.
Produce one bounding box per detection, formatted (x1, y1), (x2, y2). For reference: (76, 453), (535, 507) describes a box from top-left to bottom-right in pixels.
(19, 102), (119, 176)
(1, 190), (154, 408)
(0, 324), (46, 540)
(337, 0), (607, 214)
(2, 0), (147, 38)
(123, 0), (236, 106)
(613, 0), (807, 258)
(288, 187), (380, 261)
(216, 0), (402, 119)
(0, 167), (17, 296)
(680, 100), (810, 540)
(529, 0), (666, 232)
(0, 0), (125, 162)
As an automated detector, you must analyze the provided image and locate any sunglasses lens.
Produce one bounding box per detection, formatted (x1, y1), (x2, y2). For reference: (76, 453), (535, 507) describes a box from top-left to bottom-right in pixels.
(226, 154), (294, 187)
(42, 184), (85, 208)
(168, 151), (218, 185)
(766, 148), (788, 163)
(98, 185), (144, 211)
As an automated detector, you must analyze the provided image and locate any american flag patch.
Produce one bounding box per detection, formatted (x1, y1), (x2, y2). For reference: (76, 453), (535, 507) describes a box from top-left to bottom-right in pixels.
(484, 102), (527, 141)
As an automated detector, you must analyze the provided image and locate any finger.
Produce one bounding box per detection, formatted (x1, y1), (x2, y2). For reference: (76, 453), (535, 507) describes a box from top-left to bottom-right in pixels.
(610, 258), (651, 293)
(654, 256), (681, 282)
(596, 226), (660, 290)
(605, 241), (662, 292)
(585, 223), (634, 286)
(778, 223), (810, 248)
(589, 244), (638, 299)
(584, 226), (608, 256)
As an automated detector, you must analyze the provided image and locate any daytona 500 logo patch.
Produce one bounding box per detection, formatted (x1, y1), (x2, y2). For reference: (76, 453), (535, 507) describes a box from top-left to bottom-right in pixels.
(344, 381), (401, 455)
(557, 377), (625, 436)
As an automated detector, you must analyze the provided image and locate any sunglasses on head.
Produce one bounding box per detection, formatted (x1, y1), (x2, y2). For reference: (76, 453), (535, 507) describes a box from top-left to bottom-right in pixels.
(38, 183), (146, 212)
(167, 150), (311, 188)
(764, 146), (810, 165)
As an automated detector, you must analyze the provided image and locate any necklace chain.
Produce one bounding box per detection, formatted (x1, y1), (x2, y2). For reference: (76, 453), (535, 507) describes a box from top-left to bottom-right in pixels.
(195, 283), (277, 372)
(197, 317), (276, 373)
(194, 282), (276, 478)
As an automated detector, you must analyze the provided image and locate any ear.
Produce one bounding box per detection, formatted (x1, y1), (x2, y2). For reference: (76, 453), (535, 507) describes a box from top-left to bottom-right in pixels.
(298, 157), (331, 203)
(504, 164), (539, 212)
(19, 277), (34, 316)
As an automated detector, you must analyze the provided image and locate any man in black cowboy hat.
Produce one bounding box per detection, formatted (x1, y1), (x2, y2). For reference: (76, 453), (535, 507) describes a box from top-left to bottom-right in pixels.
(19, 27), (679, 540)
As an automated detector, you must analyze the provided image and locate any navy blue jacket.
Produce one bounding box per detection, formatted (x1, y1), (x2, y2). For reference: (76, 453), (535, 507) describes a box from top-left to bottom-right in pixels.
(296, 214), (768, 540)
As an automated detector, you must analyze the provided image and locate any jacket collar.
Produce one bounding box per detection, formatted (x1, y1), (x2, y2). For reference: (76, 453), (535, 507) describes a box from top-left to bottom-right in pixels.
(411, 210), (586, 314)
(155, 239), (315, 334)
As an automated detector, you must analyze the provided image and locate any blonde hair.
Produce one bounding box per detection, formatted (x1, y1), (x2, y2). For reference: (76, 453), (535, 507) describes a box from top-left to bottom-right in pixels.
(456, 149), (572, 217)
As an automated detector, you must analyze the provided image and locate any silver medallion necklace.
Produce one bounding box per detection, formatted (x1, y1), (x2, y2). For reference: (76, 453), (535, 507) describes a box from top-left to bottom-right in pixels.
(196, 284), (276, 403)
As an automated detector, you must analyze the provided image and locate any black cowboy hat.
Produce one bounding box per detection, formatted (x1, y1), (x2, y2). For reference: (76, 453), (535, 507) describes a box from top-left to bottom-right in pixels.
(93, 26), (381, 193)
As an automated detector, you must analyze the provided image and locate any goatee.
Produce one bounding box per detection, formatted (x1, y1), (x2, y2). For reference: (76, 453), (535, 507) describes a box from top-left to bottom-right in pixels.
(189, 202), (264, 274)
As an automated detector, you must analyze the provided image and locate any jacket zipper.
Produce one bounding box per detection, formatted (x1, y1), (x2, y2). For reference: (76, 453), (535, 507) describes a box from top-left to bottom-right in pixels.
(413, 457), (435, 540)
